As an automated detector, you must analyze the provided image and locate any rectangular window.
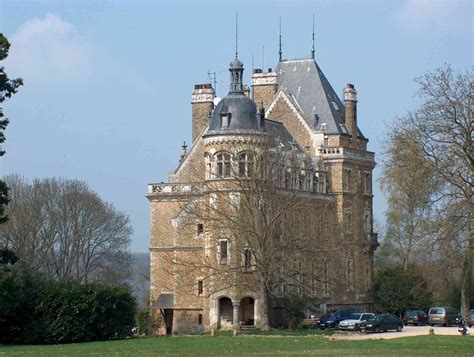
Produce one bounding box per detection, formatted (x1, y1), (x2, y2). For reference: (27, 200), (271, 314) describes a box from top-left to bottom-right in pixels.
(343, 168), (352, 192)
(198, 314), (203, 325)
(344, 209), (352, 232)
(198, 280), (203, 295)
(197, 223), (204, 235)
(363, 172), (371, 194)
(364, 209), (371, 233)
(219, 240), (228, 264)
(347, 254), (354, 292)
(244, 248), (252, 268)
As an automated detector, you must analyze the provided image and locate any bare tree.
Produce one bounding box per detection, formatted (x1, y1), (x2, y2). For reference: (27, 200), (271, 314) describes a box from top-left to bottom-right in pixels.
(162, 144), (341, 329)
(397, 65), (473, 317)
(0, 175), (132, 285)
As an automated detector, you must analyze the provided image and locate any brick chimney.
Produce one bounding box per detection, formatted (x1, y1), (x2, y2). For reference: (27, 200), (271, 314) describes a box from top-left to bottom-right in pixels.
(344, 84), (357, 141)
(251, 68), (277, 110)
(191, 83), (215, 143)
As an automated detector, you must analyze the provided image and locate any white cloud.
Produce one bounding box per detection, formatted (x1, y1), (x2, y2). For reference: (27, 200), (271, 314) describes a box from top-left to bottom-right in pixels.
(394, 0), (472, 33)
(5, 14), (92, 84)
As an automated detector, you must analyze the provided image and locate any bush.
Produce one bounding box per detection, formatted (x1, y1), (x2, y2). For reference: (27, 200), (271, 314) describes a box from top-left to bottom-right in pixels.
(281, 294), (308, 329)
(137, 309), (162, 336)
(374, 265), (432, 316)
(0, 268), (136, 344)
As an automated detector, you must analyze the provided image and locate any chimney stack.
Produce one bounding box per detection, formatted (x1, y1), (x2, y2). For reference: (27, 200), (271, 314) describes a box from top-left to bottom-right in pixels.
(251, 68), (278, 110)
(191, 83), (215, 143)
(344, 84), (357, 141)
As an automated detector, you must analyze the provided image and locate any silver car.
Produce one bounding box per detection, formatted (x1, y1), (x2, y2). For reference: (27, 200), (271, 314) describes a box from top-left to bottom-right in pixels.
(338, 313), (376, 330)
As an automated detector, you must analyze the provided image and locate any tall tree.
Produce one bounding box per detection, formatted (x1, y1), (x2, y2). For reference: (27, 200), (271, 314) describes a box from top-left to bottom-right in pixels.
(379, 127), (441, 269)
(0, 175), (133, 285)
(398, 65), (473, 317)
(0, 34), (23, 224)
(161, 145), (339, 330)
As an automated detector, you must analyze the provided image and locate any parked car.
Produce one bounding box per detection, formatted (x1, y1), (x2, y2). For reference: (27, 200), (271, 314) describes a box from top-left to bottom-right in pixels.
(318, 308), (361, 329)
(359, 314), (403, 333)
(403, 310), (428, 326)
(428, 307), (463, 327)
(338, 313), (376, 331)
(464, 309), (474, 328)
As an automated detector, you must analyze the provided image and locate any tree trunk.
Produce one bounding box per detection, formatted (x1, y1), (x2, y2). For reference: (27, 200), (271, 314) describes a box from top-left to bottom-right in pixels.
(460, 235), (472, 319)
(259, 284), (270, 330)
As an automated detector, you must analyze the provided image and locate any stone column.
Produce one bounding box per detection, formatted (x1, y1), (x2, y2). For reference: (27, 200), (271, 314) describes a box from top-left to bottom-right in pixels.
(232, 302), (240, 329)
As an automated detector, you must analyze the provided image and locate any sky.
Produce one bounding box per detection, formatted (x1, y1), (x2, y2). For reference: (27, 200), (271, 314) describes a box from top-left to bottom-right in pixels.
(0, 0), (472, 252)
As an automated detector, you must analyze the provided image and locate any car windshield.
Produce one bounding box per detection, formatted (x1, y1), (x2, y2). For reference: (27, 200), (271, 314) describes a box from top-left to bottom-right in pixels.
(350, 313), (362, 320)
(406, 311), (417, 316)
(430, 308), (444, 314)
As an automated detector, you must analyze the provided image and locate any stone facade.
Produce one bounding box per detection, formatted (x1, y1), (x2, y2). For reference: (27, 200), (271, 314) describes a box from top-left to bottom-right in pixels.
(148, 55), (377, 335)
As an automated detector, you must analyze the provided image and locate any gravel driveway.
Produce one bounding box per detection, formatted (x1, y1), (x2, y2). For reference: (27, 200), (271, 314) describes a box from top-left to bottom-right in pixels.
(331, 325), (472, 340)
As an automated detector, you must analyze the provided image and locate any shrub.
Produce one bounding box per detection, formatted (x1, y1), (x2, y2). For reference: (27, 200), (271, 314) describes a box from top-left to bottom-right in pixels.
(0, 268), (136, 344)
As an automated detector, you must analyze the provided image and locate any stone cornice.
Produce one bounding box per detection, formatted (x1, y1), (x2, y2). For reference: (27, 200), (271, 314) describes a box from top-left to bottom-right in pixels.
(204, 134), (268, 146)
(251, 73), (278, 86)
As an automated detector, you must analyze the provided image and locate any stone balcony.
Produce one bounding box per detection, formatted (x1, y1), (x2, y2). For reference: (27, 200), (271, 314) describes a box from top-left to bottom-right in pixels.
(318, 147), (375, 163)
(147, 182), (203, 198)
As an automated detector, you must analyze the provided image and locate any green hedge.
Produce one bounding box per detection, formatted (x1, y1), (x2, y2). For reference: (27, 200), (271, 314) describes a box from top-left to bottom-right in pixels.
(0, 269), (136, 344)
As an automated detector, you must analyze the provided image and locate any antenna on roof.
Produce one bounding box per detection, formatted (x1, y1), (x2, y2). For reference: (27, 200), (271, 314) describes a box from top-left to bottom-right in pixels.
(207, 71), (217, 92)
(278, 16), (282, 62)
(262, 45), (265, 70)
(235, 12), (239, 59)
(311, 14), (315, 60)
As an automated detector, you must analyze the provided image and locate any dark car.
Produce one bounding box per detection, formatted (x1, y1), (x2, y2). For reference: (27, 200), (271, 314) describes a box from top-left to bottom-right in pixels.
(318, 308), (361, 329)
(428, 307), (463, 327)
(464, 309), (474, 328)
(360, 314), (403, 333)
(403, 310), (428, 326)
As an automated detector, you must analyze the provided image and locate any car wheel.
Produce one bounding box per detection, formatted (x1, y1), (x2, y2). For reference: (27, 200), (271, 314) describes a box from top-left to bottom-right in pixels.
(374, 327), (381, 333)
(397, 325), (402, 332)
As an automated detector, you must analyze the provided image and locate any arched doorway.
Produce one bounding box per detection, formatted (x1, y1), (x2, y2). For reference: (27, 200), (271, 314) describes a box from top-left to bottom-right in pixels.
(218, 297), (233, 329)
(240, 297), (255, 326)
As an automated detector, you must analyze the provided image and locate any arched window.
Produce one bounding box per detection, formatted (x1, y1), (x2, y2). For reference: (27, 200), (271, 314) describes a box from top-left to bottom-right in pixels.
(238, 152), (254, 177)
(215, 152), (231, 178)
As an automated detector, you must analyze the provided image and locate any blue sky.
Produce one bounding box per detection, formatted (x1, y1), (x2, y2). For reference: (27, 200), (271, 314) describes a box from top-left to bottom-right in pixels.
(0, 0), (472, 252)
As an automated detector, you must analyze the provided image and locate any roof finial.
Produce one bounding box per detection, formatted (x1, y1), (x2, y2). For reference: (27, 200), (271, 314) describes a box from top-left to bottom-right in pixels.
(235, 12), (239, 59)
(311, 14), (315, 60)
(278, 16), (282, 62)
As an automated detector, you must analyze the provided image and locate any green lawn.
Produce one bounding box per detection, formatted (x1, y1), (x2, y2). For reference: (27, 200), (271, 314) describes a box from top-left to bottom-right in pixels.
(0, 334), (472, 356)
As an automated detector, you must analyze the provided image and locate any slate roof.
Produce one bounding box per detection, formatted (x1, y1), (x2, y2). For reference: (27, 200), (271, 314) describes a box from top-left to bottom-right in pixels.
(151, 293), (174, 309)
(205, 93), (262, 135)
(275, 59), (365, 139)
(265, 119), (303, 152)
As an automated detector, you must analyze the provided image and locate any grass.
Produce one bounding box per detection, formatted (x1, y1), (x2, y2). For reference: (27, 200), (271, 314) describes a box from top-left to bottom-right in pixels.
(0, 334), (472, 356)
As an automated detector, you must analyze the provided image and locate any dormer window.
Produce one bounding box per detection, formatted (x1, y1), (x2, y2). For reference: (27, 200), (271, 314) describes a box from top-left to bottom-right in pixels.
(221, 113), (230, 128)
